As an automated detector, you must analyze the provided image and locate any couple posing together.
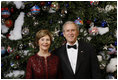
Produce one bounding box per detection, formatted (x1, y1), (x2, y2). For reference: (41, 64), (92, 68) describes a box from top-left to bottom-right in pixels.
(26, 21), (101, 79)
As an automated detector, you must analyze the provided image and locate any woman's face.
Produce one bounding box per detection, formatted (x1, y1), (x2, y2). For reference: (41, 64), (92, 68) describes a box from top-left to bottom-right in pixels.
(38, 35), (51, 51)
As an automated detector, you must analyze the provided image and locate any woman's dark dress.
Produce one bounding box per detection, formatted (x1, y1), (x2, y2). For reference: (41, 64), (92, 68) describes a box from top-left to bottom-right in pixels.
(26, 53), (61, 79)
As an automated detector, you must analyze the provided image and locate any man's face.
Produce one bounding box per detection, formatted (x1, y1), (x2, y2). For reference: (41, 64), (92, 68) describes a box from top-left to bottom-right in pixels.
(63, 23), (79, 45)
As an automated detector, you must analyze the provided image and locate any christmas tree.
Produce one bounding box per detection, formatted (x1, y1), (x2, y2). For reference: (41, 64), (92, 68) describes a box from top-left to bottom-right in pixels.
(1, 1), (117, 79)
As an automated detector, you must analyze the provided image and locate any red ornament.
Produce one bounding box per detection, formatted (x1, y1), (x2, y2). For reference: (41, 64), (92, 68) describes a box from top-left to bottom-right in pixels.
(7, 46), (13, 53)
(40, 1), (46, 6)
(86, 20), (92, 24)
(16, 55), (20, 60)
(11, 8), (14, 13)
(1, 8), (11, 18)
(6, 34), (11, 38)
(5, 20), (13, 28)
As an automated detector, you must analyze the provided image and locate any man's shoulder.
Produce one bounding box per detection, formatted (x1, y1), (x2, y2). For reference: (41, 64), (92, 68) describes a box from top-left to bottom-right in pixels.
(78, 39), (94, 49)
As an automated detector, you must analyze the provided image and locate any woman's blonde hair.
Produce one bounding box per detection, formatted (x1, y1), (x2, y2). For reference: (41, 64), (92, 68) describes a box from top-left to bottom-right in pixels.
(35, 30), (52, 47)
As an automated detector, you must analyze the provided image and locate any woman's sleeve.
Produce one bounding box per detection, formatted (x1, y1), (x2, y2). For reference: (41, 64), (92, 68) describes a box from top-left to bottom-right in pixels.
(25, 57), (33, 79)
(57, 57), (62, 79)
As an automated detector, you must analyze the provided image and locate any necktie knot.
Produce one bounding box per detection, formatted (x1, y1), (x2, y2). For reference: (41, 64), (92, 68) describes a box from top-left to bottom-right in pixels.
(67, 45), (77, 49)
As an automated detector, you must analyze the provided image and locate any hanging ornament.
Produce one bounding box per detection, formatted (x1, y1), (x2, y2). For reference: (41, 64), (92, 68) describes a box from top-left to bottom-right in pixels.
(59, 13), (65, 18)
(61, 9), (68, 14)
(10, 61), (19, 69)
(58, 31), (63, 37)
(74, 17), (83, 26)
(101, 20), (107, 27)
(53, 28), (60, 36)
(22, 27), (29, 36)
(40, 1), (46, 6)
(50, 2), (59, 11)
(28, 41), (35, 48)
(1, 8), (10, 18)
(6, 33), (11, 38)
(5, 19), (13, 28)
(42, 6), (50, 11)
(99, 62), (106, 69)
(10, 7), (14, 13)
(18, 44), (24, 50)
(49, 19), (53, 24)
(27, 12), (33, 17)
(7, 46), (13, 53)
(32, 16), (36, 20)
(89, 22), (94, 27)
(46, 1), (52, 6)
(90, 1), (94, 5)
(106, 74), (115, 79)
(93, 1), (99, 6)
(64, 3), (69, 8)
(86, 20), (92, 25)
(107, 44), (117, 55)
(88, 26), (98, 36)
(30, 5), (40, 15)
(16, 55), (20, 60)
(34, 21), (39, 26)
(105, 5), (115, 12)
(1, 47), (6, 56)
(114, 41), (117, 46)
(1, 64), (3, 68)
(18, 43), (27, 50)
(90, 1), (99, 6)
(58, 20), (63, 24)
(1, 18), (5, 25)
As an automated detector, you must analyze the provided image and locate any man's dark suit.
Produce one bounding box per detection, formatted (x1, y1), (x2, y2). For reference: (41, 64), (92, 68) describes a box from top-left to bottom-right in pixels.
(53, 39), (101, 79)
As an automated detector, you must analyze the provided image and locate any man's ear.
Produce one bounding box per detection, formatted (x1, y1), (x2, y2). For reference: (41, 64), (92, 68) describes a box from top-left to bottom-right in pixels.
(63, 32), (65, 37)
(77, 31), (79, 36)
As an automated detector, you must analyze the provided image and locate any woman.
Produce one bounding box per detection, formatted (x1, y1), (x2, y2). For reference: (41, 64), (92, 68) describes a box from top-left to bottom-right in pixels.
(26, 30), (61, 79)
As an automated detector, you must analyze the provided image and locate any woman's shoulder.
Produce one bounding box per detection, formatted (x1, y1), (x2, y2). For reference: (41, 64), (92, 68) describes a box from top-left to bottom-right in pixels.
(51, 54), (59, 59)
(28, 53), (38, 60)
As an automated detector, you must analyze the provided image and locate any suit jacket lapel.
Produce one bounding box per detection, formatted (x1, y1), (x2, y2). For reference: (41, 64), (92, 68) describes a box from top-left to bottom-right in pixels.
(61, 44), (74, 75)
(75, 40), (84, 74)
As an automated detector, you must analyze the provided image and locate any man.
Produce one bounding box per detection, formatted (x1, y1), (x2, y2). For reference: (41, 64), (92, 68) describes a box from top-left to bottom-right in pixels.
(53, 21), (101, 79)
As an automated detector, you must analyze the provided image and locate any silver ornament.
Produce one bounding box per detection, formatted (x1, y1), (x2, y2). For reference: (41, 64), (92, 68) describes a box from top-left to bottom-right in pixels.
(58, 20), (63, 24)
(1, 18), (5, 24)
(28, 41), (35, 48)
(22, 27), (29, 36)
(34, 21), (39, 26)
(19, 44), (24, 50)
(42, 6), (50, 11)
(61, 9), (68, 14)
(59, 13), (65, 18)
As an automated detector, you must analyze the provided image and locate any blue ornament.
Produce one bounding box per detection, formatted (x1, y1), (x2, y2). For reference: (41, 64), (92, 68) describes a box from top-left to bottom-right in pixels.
(49, 19), (53, 24)
(59, 32), (63, 36)
(94, 18), (97, 22)
(74, 17), (83, 25)
(64, 4), (69, 8)
(46, 1), (52, 6)
(101, 20), (107, 27)
(106, 74), (115, 79)
(115, 41), (117, 46)
(1, 47), (6, 55)
(1, 10), (10, 18)
(1, 64), (3, 67)
(31, 5), (40, 15)
(10, 62), (15, 67)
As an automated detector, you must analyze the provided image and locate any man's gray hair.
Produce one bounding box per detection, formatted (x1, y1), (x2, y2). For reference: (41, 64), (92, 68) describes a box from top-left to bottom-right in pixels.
(62, 21), (79, 32)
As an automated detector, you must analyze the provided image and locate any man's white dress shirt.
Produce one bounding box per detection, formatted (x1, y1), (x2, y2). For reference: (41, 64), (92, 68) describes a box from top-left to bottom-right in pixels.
(66, 40), (78, 74)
